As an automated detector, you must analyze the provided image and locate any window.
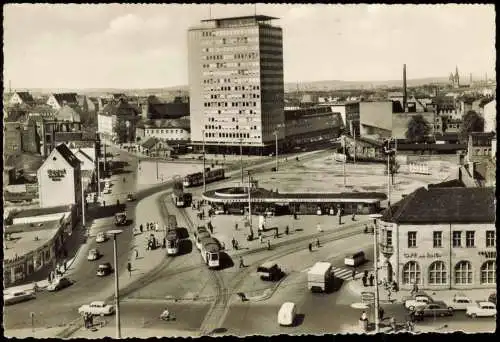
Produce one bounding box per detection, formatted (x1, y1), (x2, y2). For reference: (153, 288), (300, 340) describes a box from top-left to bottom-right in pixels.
(454, 261), (472, 284)
(402, 261), (421, 285)
(407, 231), (417, 248)
(465, 231), (475, 248)
(386, 230), (392, 246)
(433, 231), (442, 248)
(428, 261), (447, 285)
(452, 231), (462, 247)
(480, 261), (496, 284)
(486, 231), (495, 247)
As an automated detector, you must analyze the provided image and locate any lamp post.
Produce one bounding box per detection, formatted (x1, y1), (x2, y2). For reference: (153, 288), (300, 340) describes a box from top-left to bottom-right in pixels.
(273, 130), (278, 171)
(202, 129), (206, 193)
(107, 229), (123, 339)
(350, 120), (356, 164)
(342, 135), (347, 186)
(240, 138), (244, 184)
(81, 177), (86, 226)
(384, 138), (396, 207)
(96, 155), (101, 199)
(369, 213), (383, 334)
(247, 171), (253, 238)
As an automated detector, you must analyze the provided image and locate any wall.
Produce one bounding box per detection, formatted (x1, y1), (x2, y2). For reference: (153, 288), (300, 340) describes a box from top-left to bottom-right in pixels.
(483, 100), (496, 133)
(144, 127), (190, 141)
(38, 153), (76, 208)
(383, 222), (496, 290)
(13, 212), (69, 225)
(359, 101), (393, 137)
(4, 122), (22, 155)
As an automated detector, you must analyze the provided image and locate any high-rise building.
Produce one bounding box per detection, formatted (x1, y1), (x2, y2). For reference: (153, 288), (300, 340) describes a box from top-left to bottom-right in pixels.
(188, 15), (285, 155)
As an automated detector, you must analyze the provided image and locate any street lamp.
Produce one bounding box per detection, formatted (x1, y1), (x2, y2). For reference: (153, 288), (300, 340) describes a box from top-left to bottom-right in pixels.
(202, 129), (206, 193)
(81, 177), (86, 227)
(247, 170), (253, 238)
(369, 213), (383, 334)
(239, 138), (244, 184)
(383, 139), (396, 207)
(273, 124), (285, 172)
(107, 229), (123, 339)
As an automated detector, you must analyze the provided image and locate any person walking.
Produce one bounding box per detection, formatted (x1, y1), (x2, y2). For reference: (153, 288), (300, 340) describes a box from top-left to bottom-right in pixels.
(231, 237), (236, 249)
(316, 238), (320, 248)
(127, 262), (132, 277)
(369, 273), (375, 287)
(135, 249), (139, 259)
(285, 225), (289, 235)
(267, 240), (271, 250)
(259, 235), (263, 244)
(140, 224), (143, 233)
(274, 229), (279, 239)
(239, 257), (245, 268)
(234, 240), (239, 250)
(352, 268), (356, 280)
(378, 307), (385, 321)
(308, 243), (313, 252)
(235, 223), (238, 231)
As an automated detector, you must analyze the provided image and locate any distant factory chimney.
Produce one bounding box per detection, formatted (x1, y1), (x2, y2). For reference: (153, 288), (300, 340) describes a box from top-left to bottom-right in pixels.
(403, 64), (407, 113)
(470, 73), (473, 85)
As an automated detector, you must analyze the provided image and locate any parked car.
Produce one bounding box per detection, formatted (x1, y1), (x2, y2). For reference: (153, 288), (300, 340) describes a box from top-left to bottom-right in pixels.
(405, 295), (433, 311)
(97, 263), (113, 277)
(87, 249), (101, 261)
(257, 262), (284, 281)
(96, 232), (107, 243)
(488, 293), (496, 304)
(47, 277), (72, 292)
(78, 301), (115, 316)
(445, 293), (473, 311)
(466, 301), (497, 318)
(278, 302), (296, 326)
(4, 291), (36, 306)
(103, 188), (112, 195)
(414, 301), (454, 320)
(127, 193), (135, 202)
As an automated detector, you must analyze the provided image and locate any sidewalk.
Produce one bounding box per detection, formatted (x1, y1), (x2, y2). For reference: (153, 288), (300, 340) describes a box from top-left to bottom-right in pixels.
(71, 326), (197, 338)
(345, 277), (492, 304)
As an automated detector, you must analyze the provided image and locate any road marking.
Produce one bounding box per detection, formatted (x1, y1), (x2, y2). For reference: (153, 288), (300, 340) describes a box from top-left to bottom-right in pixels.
(300, 266), (360, 280)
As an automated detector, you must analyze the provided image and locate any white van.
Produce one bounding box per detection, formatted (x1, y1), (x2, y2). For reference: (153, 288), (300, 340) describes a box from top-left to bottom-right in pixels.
(278, 302), (296, 326)
(344, 251), (366, 267)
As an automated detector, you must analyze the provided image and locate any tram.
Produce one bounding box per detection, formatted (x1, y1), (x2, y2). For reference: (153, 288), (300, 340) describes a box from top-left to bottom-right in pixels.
(194, 226), (211, 250)
(200, 237), (222, 268)
(166, 229), (180, 256)
(183, 168), (225, 187)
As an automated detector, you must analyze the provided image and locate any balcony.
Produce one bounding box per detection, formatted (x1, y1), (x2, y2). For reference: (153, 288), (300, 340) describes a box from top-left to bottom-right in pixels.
(379, 242), (394, 256)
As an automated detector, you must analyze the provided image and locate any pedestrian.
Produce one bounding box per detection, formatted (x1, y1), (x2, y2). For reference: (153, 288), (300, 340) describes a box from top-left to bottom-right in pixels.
(235, 223), (238, 231)
(390, 317), (396, 331)
(387, 289), (392, 303)
(231, 237), (236, 249)
(127, 262), (132, 277)
(267, 240), (271, 250)
(146, 222), (150, 231)
(135, 249), (139, 259)
(317, 224), (323, 233)
(361, 311), (368, 321)
(285, 225), (289, 235)
(140, 224), (143, 233)
(364, 224), (368, 233)
(308, 243), (313, 252)
(103, 200), (106, 207)
(259, 235), (263, 244)
(369, 273), (374, 286)
(378, 307), (385, 321)
(163, 237), (166, 249)
(234, 240), (239, 250)
(362, 276), (367, 287)
(239, 257), (244, 268)
(117, 199), (120, 206)
(83, 313), (88, 329)
(274, 229), (279, 239)
(351, 212), (356, 221)
(316, 238), (320, 248)
(338, 214), (342, 225)
(352, 268), (356, 280)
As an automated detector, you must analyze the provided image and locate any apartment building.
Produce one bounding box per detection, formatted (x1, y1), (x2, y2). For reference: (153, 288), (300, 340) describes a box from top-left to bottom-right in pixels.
(188, 15), (284, 155)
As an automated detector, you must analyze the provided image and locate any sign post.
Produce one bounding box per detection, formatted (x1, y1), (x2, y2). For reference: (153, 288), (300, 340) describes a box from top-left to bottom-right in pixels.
(30, 312), (35, 332)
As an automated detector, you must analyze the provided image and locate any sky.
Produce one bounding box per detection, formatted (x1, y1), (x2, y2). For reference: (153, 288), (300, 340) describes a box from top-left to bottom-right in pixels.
(3, 3), (496, 89)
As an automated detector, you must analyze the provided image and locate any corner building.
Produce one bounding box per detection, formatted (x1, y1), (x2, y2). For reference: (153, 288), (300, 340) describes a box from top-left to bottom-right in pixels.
(377, 186), (496, 291)
(188, 15), (285, 155)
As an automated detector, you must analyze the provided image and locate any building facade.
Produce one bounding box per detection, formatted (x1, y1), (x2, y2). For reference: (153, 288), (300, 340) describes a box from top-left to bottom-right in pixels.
(46, 93), (79, 111)
(377, 186), (495, 290)
(483, 99), (496, 133)
(188, 15), (285, 154)
(327, 101), (360, 134)
(37, 144), (82, 216)
(139, 118), (191, 142)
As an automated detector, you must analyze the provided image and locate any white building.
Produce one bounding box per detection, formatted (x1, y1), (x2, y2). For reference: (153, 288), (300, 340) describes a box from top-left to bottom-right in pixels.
(188, 15), (284, 154)
(483, 99), (496, 133)
(97, 112), (116, 139)
(37, 144), (82, 215)
(141, 118), (190, 142)
(377, 185), (496, 290)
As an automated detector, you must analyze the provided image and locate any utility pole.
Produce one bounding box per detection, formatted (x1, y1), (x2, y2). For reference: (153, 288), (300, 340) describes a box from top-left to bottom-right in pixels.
(351, 120), (356, 164)
(96, 156), (101, 199)
(81, 177), (86, 226)
(274, 130), (279, 171)
(343, 135), (346, 186)
(373, 220), (380, 333)
(247, 171), (253, 238)
(103, 142), (107, 172)
(202, 130), (206, 193)
(240, 138), (244, 184)
(108, 229), (123, 339)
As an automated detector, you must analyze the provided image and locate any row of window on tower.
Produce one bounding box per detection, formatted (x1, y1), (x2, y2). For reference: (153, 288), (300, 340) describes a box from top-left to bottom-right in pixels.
(203, 101), (258, 108)
(208, 93), (260, 100)
(205, 124), (259, 130)
(404, 230), (495, 248)
(205, 132), (251, 139)
(402, 260), (496, 285)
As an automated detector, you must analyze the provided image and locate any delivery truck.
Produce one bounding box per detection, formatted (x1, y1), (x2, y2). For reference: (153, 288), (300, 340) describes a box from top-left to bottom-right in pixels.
(307, 262), (334, 293)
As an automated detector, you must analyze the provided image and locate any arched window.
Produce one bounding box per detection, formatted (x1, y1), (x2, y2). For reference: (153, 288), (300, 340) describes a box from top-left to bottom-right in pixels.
(480, 261), (496, 284)
(403, 261), (421, 285)
(455, 261), (473, 284)
(428, 261), (447, 285)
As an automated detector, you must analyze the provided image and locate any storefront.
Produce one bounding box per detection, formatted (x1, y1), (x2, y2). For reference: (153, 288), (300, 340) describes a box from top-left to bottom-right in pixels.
(377, 186), (496, 290)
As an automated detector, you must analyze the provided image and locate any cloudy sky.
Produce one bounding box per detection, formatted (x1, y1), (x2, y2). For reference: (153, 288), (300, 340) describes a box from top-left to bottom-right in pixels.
(3, 4), (495, 89)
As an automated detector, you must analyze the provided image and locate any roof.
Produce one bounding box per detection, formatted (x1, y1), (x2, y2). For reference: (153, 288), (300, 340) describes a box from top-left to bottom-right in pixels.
(14, 92), (35, 104)
(381, 186), (495, 224)
(4, 223), (60, 261)
(309, 262), (332, 274)
(142, 117), (190, 130)
(140, 137), (159, 149)
(11, 205), (71, 219)
(101, 99), (138, 117)
(201, 15), (278, 22)
(427, 179), (465, 188)
(52, 93), (78, 105)
(55, 143), (81, 168)
(4, 152), (44, 171)
(146, 102), (189, 119)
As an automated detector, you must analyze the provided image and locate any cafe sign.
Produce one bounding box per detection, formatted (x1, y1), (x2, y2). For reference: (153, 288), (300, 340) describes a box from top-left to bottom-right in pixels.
(404, 252), (442, 259)
(47, 169), (67, 181)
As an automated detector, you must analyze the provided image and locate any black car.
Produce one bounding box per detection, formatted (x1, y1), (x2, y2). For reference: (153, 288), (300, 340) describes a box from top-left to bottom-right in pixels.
(488, 292), (496, 304)
(257, 262), (285, 281)
(97, 263), (113, 277)
(127, 194), (135, 202)
(47, 277), (72, 292)
(414, 301), (454, 320)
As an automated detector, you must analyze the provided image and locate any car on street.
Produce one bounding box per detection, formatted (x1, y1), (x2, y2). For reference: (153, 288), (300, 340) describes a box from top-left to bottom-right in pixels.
(466, 301), (496, 318)
(405, 295), (433, 311)
(96, 263), (113, 277)
(96, 232), (107, 243)
(488, 292), (496, 304)
(87, 249), (101, 261)
(78, 301), (115, 316)
(414, 301), (454, 320)
(278, 302), (297, 326)
(103, 188), (112, 194)
(257, 262), (284, 281)
(4, 290), (36, 305)
(127, 193), (135, 201)
(445, 293), (473, 311)
(47, 277), (72, 292)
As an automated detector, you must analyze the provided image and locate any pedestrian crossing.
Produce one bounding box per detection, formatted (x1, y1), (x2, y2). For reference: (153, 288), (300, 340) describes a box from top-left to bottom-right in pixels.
(300, 266), (360, 281)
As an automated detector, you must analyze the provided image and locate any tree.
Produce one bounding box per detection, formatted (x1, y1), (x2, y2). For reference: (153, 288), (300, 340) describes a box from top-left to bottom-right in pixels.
(406, 114), (431, 143)
(460, 110), (484, 141)
(440, 115), (449, 134)
(113, 119), (128, 144)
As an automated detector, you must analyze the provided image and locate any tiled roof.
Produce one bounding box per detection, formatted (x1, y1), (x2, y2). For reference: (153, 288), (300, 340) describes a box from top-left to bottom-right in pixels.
(4, 153), (44, 171)
(140, 137), (159, 149)
(15, 92), (35, 104)
(54, 143), (81, 168)
(147, 102), (189, 119)
(102, 99), (138, 117)
(53, 93), (78, 106)
(381, 186), (495, 224)
(142, 117), (190, 130)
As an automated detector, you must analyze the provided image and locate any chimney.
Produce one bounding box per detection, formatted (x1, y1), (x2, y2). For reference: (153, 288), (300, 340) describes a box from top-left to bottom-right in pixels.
(403, 64), (407, 112)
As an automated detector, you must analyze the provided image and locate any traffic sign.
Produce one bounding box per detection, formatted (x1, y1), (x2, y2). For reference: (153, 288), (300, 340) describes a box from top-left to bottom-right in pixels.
(361, 291), (375, 304)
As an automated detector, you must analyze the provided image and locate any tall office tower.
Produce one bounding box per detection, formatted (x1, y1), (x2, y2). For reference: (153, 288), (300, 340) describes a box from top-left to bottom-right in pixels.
(188, 15), (285, 155)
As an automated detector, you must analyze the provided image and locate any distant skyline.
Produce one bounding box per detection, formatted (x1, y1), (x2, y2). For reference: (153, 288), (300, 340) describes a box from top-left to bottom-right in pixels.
(3, 4), (496, 89)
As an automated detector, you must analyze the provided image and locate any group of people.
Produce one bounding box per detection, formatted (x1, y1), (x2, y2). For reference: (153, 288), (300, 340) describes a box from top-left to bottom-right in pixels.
(361, 270), (375, 287)
(308, 238), (321, 252)
(83, 312), (94, 329)
(231, 237), (240, 250)
(144, 222), (160, 232)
